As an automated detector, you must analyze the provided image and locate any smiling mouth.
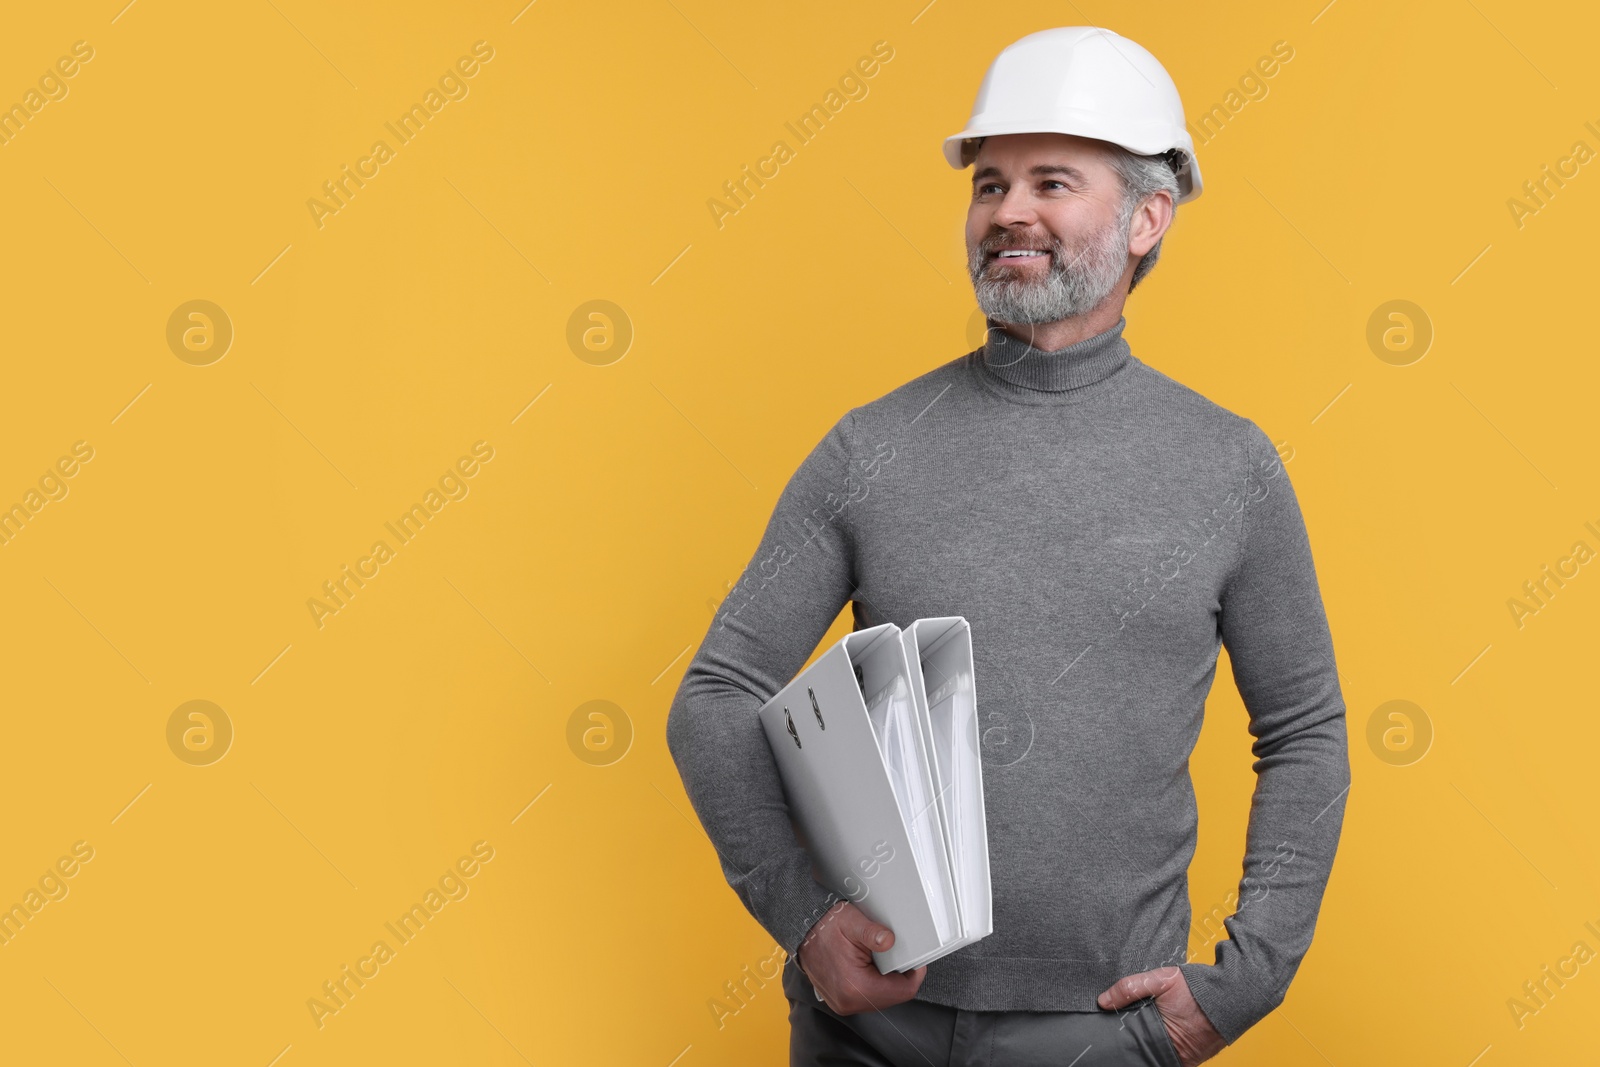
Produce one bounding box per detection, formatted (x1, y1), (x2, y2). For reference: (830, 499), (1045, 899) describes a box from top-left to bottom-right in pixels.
(990, 248), (1051, 264)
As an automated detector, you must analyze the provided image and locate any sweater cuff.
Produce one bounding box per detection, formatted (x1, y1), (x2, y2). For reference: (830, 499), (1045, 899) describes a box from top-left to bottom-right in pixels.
(1178, 961), (1281, 1046)
(739, 849), (844, 960)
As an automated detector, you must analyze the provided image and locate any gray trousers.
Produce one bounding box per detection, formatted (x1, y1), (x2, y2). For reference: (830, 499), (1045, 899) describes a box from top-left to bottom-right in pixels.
(783, 960), (1183, 1067)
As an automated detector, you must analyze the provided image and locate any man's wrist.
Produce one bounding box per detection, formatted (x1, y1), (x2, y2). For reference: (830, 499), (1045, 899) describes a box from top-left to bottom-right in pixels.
(1178, 960), (1280, 1045)
(792, 943), (827, 1001)
(792, 896), (846, 957)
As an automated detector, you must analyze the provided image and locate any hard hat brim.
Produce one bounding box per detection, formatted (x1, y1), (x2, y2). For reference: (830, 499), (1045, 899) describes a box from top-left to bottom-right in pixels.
(941, 127), (1203, 204)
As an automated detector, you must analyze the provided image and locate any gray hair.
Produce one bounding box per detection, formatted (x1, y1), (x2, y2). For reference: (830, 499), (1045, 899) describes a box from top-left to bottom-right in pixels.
(1105, 147), (1181, 292)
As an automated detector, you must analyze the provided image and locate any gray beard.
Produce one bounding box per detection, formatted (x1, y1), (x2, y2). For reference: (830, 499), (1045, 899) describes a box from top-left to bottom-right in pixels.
(967, 213), (1130, 327)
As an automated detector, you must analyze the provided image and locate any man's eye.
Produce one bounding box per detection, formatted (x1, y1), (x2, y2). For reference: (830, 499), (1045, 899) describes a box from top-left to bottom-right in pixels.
(976, 183), (1002, 195)
(1042, 180), (1066, 190)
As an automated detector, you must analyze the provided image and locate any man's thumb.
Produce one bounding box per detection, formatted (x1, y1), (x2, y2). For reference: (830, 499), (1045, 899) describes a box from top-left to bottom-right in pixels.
(1097, 967), (1179, 1010)
(848, 915), (894, 951)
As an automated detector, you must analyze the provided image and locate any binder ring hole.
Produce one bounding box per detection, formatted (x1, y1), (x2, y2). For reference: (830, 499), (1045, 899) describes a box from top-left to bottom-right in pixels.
(808, 686), (825, 730)
(784, 706), (801, 748)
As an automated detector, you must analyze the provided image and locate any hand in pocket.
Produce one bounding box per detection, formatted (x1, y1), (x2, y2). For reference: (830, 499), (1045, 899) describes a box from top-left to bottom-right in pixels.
(1097, 966), (1225, 1066)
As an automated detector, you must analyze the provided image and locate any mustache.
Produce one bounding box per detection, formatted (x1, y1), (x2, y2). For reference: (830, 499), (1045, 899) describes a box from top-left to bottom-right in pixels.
(979, 232), (1060, 254)
(971, 232), (1100, 274)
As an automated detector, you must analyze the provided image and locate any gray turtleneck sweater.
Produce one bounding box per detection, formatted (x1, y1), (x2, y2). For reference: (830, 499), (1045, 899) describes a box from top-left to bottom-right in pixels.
(665, 316), (1351, 1045)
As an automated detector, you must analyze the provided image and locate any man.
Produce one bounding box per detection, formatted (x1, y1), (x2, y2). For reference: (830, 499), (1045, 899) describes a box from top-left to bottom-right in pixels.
(667, 26), (1350, 1066)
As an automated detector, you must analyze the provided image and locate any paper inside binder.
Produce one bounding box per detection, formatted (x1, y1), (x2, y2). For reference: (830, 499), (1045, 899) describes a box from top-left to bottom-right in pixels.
(863, 674), (953, 943)
(924, 669), (980, 923)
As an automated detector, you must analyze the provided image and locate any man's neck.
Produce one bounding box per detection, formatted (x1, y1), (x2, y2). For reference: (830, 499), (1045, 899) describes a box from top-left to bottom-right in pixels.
(993, 298), (1127, 353)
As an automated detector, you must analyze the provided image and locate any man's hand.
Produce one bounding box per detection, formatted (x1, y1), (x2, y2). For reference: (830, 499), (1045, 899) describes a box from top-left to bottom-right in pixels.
(795, 901), (927, 1015)
(1097, 966), (1225, 1067)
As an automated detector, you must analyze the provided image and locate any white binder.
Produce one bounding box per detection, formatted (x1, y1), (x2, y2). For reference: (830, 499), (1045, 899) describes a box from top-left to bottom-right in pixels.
(758, 618), (991, 973)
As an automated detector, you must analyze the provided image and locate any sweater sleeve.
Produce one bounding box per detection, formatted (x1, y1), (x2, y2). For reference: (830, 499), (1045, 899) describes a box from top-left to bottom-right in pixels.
(1178, 421), (1353, 1044)
(665, 409), (873, 960)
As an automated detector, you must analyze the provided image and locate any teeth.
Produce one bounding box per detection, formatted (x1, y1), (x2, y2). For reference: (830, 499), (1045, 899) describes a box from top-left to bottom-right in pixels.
(997, 249), (1046, 257)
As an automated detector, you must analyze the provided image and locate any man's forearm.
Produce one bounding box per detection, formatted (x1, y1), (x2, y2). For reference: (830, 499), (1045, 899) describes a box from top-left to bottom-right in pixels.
(666, 662), (842, 957)
(1180, 713), (1351, 1042)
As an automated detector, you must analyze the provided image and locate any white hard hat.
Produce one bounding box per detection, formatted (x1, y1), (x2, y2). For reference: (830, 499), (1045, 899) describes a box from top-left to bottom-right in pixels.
(943, 26), (1203, 204)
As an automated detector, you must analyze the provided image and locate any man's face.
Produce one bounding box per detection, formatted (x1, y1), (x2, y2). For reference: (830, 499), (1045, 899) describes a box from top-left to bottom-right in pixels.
(965, 133), (1133, 329)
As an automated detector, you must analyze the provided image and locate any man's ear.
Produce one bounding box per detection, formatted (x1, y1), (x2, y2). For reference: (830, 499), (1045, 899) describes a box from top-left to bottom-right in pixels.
(1128, 190), (1174, 257)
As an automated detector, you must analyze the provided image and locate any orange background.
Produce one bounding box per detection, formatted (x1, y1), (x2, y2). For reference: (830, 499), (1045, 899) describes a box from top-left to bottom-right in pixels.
(0, 1), (1595, 1063)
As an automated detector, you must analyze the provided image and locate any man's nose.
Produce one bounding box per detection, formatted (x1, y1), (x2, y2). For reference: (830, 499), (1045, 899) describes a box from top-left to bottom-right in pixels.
(991, 186), (1038, 227)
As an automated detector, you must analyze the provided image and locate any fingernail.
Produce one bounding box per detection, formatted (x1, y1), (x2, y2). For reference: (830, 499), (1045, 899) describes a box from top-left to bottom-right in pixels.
(874, 931), (887, 946)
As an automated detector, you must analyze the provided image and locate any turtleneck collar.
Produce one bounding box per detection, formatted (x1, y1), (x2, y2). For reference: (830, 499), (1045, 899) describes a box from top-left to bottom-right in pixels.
(976, 315), (1133, 398)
